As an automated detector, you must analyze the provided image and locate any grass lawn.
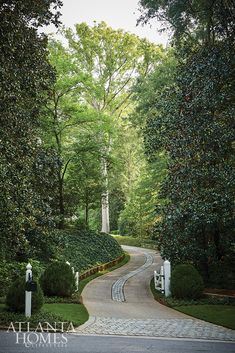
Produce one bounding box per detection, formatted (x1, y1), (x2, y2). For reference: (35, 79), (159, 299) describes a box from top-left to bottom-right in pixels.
(112, 235), (157, 250)
(0, 303), (69, 329)
(175, 305), (235, 330)
(0, 253), (130, 329)
(150, 278), (235, 330)
(43, 303), (88, 327)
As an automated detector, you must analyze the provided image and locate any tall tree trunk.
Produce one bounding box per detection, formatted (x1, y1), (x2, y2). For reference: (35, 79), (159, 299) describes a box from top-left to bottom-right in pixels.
(101, 156), (110, 233)
(58, 172), (65, 229)
(214, 228), (222, 260)
(57, 159), (71, 229)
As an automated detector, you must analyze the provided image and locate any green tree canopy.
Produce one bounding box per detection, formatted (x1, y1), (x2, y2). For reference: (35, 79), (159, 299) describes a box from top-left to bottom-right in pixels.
(137, 0), (235, 283)
(47, 22), (164, 232)
(139, 0), (235, 44)
(0, 0), (62, 260)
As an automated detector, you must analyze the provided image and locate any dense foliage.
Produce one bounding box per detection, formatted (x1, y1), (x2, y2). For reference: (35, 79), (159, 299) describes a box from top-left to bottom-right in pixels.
(40, 262), (75, 297)
(170, 264), (204, 300)
(147, 41), (235, 276)
(0, 230), (123, 297)
(1, 0), (233, 295)
(119, 51), (176, 238)
(118, 155), (168, 237)
(0, 259), (45, 297)
(44, 22), (163, 231)
(0, 0), (62, 260)
(59, 230), (124, 271)
(6, 277), (44, 313)
(139, 0), (234, 43)
(138, 0), (235, 283)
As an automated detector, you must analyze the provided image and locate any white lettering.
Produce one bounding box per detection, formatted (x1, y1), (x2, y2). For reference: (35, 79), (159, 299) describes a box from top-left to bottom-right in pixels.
(15, 322), (26, 332)
(45, 322), (57, 332)
(52, 333), (61, 344)
(58, 321), (68, 332)
(26, 332), (39, 345)
(35, 322), (44, 332)
(15, 333), (26, 344)
(7, 322), (15, 332)
(39, 333), (51, 344)
(66, 322), (75, 332)
(61, 333), (68, 345)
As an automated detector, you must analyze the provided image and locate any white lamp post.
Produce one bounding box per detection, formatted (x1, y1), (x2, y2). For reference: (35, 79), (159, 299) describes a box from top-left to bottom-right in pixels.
(25, 263), (32, 317)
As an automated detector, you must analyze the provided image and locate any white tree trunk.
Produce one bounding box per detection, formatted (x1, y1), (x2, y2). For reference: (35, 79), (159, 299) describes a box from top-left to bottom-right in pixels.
(101, 156), (110, 233)
(101, 190), (110, 233)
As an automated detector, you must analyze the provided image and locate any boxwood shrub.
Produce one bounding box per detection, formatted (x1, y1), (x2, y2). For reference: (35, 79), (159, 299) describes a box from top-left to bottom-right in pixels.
(171, 264), (204, 299)
(0, 260), (45, 297)
(6, 277), (44, 313)
(40, 262), (75, 297)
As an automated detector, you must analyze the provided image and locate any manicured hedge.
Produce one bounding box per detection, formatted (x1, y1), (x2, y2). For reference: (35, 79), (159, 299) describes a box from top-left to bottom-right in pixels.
(171, 264), (204, 299)
(40, 262), (75, 297)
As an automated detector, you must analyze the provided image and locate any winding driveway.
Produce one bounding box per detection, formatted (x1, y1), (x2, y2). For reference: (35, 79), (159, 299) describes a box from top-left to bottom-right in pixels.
(75, 246), (235, 341)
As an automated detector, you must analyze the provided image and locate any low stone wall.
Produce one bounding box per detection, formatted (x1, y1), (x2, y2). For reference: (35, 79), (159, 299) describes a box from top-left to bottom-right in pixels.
(79, 253), (125, 281)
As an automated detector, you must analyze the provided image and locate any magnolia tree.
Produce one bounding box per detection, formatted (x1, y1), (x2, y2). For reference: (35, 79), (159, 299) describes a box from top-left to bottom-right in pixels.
(138, 0), (235, 280)
(0, 0), (62, 260)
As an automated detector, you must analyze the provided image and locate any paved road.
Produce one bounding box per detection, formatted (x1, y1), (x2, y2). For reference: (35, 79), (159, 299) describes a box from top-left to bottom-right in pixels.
(0, 332), (235, 353)
(0, 246), (234, 352)
(76, 246), (235, 341)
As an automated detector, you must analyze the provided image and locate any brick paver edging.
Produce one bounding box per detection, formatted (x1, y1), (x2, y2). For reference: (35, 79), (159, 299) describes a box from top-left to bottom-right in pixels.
(79, 254), (125, 281)
(111, 252), (154, 302)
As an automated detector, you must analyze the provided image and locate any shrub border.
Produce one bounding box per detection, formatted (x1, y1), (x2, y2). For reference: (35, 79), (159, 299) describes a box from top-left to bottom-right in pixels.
(0, 253), (128, 331)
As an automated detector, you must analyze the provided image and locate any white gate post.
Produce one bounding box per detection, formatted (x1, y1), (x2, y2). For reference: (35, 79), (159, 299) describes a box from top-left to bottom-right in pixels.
(25, 263), (32, 317)
(66, 261), (78, 292)
(75, 271), (79, 292)
(160, 266), (164, 293)
(164, 260), (171, 297)
(154, 270), (157, 289)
